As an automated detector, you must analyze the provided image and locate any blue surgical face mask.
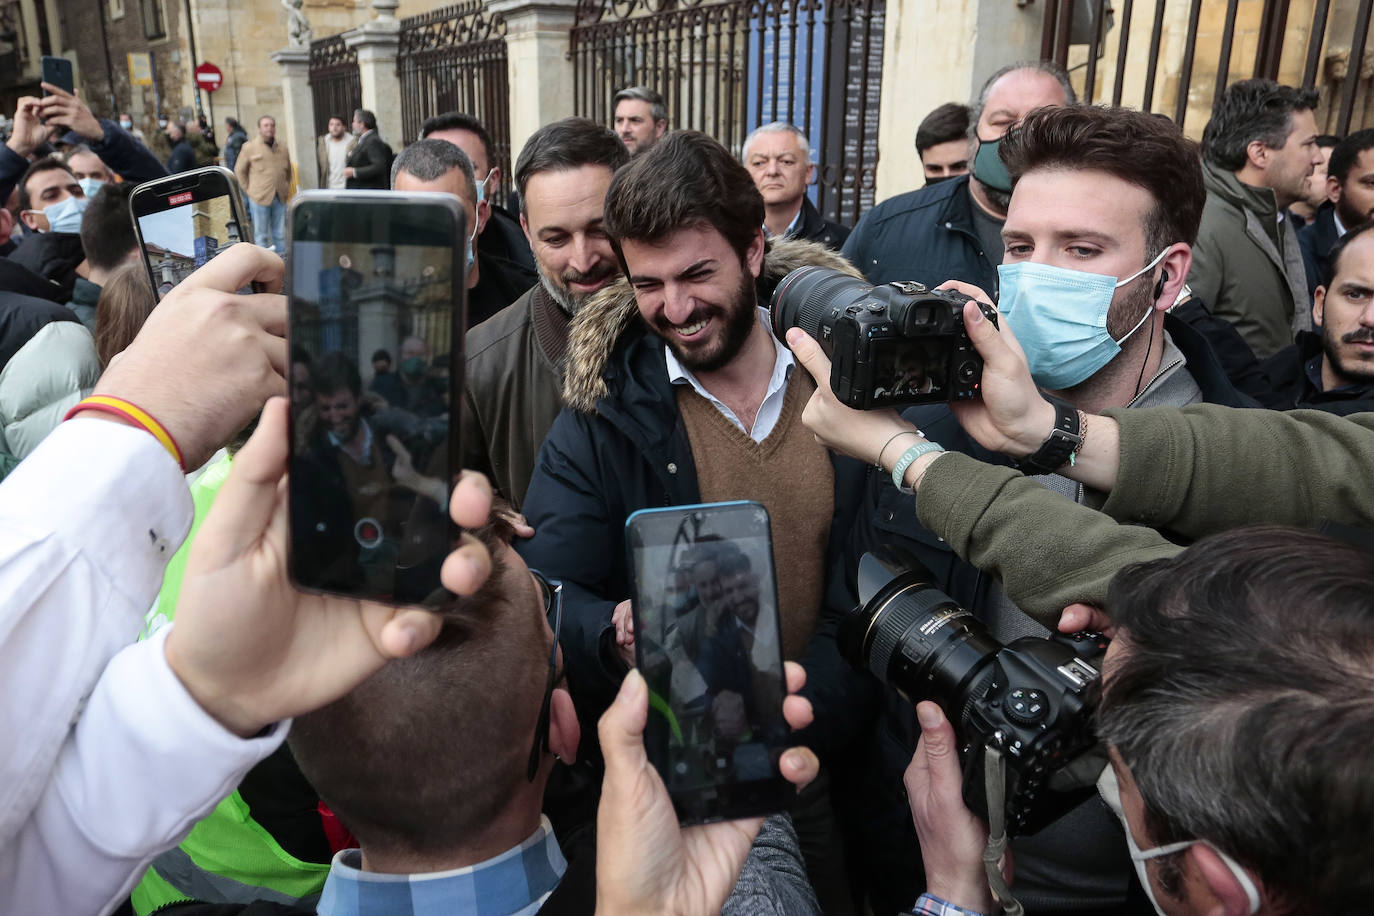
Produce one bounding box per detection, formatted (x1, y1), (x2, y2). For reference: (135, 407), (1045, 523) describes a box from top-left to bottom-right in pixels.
(119, 119), (133, 131)
(995, 247), (1170, 390)
(78, 177), (104, 199)
(474, 172), (490, 205)
(1097, 766), (1260, 916)
(38, 194), (89, 234)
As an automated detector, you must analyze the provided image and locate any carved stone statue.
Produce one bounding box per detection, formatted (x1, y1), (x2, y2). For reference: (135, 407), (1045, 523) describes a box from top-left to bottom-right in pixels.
(282, 0), (312, 48)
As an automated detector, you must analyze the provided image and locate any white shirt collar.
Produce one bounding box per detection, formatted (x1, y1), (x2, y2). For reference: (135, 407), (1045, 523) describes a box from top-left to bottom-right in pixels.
(664, 308), (795, 441)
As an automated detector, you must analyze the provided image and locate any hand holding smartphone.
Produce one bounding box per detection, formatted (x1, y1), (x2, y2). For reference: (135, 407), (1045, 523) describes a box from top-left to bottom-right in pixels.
(286, 191), (467, 607)
(625, 501), (793, 825)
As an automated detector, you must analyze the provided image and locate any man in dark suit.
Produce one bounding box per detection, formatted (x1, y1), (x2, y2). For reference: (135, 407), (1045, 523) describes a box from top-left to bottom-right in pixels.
(344, 108), (393, 191)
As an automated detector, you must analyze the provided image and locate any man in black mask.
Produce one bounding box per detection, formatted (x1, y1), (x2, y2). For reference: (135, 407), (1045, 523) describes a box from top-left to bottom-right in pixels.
(842, 62), (1075, 297)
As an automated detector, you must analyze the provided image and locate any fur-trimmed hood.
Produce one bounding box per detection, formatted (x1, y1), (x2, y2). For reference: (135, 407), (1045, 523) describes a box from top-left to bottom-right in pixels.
(562, 236), (863, 412)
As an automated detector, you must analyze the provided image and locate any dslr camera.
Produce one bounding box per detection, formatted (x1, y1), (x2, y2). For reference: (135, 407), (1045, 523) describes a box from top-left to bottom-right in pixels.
(840, 550), (1108, 836)
(769, 266), (997, 409)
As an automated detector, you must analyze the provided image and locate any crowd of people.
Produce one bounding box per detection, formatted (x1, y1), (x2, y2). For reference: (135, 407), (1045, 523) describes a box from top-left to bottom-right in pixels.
(0, 58), (1371, 916)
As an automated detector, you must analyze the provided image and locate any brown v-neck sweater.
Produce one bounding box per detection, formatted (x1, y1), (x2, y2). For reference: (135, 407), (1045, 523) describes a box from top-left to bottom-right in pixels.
(676, 371), (834, 658)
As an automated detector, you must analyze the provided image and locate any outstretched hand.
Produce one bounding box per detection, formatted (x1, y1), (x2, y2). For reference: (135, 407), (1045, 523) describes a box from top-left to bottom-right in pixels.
(595, 662), (819, 915)
(785, 327), (917, 467)
(165, 398), (496, 737)
(930, 287), (1055, 459)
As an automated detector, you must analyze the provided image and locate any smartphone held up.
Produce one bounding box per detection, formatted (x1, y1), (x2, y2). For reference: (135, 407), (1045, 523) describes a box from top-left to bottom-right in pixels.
(626, 501), (794, 826)
(130, 167), (253, 300)
(285, 191), (467, 608)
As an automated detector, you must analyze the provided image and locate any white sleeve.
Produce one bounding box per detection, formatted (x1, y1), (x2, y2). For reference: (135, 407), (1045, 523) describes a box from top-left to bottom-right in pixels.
(0, 417), (192, 848)
(0, 628), (288, 915)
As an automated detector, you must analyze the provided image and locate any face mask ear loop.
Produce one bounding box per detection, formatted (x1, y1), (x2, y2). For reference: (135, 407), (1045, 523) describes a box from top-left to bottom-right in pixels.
(1132, 308), (1156, 400)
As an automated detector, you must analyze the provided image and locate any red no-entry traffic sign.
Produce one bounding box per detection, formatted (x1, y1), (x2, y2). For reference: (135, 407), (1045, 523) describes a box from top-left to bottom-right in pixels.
(194, 62), (224, 93)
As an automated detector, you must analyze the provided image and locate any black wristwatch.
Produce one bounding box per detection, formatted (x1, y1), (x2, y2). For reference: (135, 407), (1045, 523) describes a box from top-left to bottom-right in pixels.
(1013, 395), (1081, 475)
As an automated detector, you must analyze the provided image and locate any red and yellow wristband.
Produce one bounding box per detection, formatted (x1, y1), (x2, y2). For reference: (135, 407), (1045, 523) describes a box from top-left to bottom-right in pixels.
(64, 395), (186, 471)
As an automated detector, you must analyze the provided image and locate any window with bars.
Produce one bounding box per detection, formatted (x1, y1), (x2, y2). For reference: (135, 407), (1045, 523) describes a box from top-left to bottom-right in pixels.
(140, 0), (165, 40)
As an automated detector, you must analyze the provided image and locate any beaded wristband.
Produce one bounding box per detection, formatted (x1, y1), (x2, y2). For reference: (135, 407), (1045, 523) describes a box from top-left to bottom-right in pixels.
(64, 395), (186, 470)
(891, 441), (945, 495)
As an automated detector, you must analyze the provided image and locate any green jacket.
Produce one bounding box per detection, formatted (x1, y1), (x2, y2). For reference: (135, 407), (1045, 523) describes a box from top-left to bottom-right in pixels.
(915, 405), (1374, 621)
(134, 455), (331, 913)
(1189, 163), (1312, 360)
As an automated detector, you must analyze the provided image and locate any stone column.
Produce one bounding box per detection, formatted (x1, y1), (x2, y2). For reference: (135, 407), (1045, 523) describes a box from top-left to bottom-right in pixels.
(345, 0), (405, 149)
(873, 0), (1040, 202)
(487, 0), (580, 169)
(271, 47), (317, 192)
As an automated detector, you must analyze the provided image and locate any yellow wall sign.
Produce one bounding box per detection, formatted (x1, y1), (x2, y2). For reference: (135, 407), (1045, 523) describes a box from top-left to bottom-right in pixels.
(128, 52), (153, 87)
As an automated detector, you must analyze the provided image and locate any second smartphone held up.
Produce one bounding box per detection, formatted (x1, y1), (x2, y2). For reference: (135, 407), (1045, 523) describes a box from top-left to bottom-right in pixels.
(286, 191), (467, 607)
(625, 501), (793, 825)
(130, 166), (252, 300)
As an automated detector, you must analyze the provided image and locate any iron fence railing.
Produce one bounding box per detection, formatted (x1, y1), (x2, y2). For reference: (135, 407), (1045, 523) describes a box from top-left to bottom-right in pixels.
(397, 2), (512, 202)
(571, 0), (884, 226)
(1044, 0), (1374, 136)
(307, 34), (361, 139)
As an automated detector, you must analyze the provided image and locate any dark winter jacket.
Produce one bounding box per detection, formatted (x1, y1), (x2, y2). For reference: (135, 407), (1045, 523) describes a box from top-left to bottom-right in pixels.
(1256, 329), (1374, 414)
(166, 138), (196, 175)
(0, 117), (167, 209)
(344, 131), (393, 190)
(785, 195), (849, 251)
(517, 237), (880, 765)
(1298, 203), (1340, 299)
(460, 283), (567, 511)
(840, 173), (997, 292)
(9, 230), (85, 301)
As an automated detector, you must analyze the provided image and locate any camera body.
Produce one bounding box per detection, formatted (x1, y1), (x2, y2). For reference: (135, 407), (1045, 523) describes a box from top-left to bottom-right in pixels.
(770, 266), (997, 409)
(842, 550), (1108, 836)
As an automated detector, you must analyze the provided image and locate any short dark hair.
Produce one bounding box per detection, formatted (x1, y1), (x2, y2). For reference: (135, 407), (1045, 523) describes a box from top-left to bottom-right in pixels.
(1322, 219), (1374, 287)
(999, 105), (1205, 251)
(80, 183), (138, 272)
(1100, 527), (1374, 915)
(371, 348), (391, 363)
(353, 109), (377, 132)
(603, 130), (762, 269)
(916, 102), (971, 155)
(1201, 79), (1319, 171)
(613, 86), (667, 125)
(311, 350), (362, 398)
(1327, 128), (1374, 186)
(390, 138), (476, 201)
(513, 117), (628, 213)
(18, 156), (76, 214)
(288, 511), (554, 858)
(419, 112), (494, 167)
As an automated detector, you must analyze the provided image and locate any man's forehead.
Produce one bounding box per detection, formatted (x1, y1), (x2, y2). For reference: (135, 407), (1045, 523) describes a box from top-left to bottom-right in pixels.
(1005, 168), (1151, 246)
(747, 132), (803, 158)
(616, 100), (650, 118)
(28, 169), (76, 195)
(1331, 232), (1374, 287)
(981, 70), (1068, 122)
(426, 128), (488, 171)
(525, 164), (612, 223)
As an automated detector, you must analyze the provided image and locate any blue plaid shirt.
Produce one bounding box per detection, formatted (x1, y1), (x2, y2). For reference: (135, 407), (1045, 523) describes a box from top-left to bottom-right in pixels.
(316, 816), (567, 916)
(909, 892), (988, 916)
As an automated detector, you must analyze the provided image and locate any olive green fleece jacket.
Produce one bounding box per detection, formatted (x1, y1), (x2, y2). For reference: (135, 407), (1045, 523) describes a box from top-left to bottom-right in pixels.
(914, 405), (1374, 623)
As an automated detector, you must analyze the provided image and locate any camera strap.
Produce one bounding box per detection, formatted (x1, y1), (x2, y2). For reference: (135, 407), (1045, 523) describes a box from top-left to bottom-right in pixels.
(982, 747), (1024, 916)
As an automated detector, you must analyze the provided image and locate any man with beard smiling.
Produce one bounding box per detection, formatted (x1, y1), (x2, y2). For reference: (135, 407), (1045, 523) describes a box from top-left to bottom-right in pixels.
(516, 130), (872, 913)
(1258, 221), (1374, 413)
(461, 118), (628, 510)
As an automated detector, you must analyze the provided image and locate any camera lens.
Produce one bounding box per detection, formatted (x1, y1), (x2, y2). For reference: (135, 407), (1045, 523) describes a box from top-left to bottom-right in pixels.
(770, 266), (875, 345)
(841, 558), (1003, 721)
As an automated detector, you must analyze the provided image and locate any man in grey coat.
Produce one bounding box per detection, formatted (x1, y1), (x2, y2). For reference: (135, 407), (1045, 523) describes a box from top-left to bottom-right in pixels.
(1190, 79), (1323, 359)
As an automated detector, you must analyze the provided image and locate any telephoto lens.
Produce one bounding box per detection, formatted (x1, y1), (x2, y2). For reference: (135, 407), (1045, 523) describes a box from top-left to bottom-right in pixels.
(841, 549), (1110, 836)
(768, 265), (875, 348)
